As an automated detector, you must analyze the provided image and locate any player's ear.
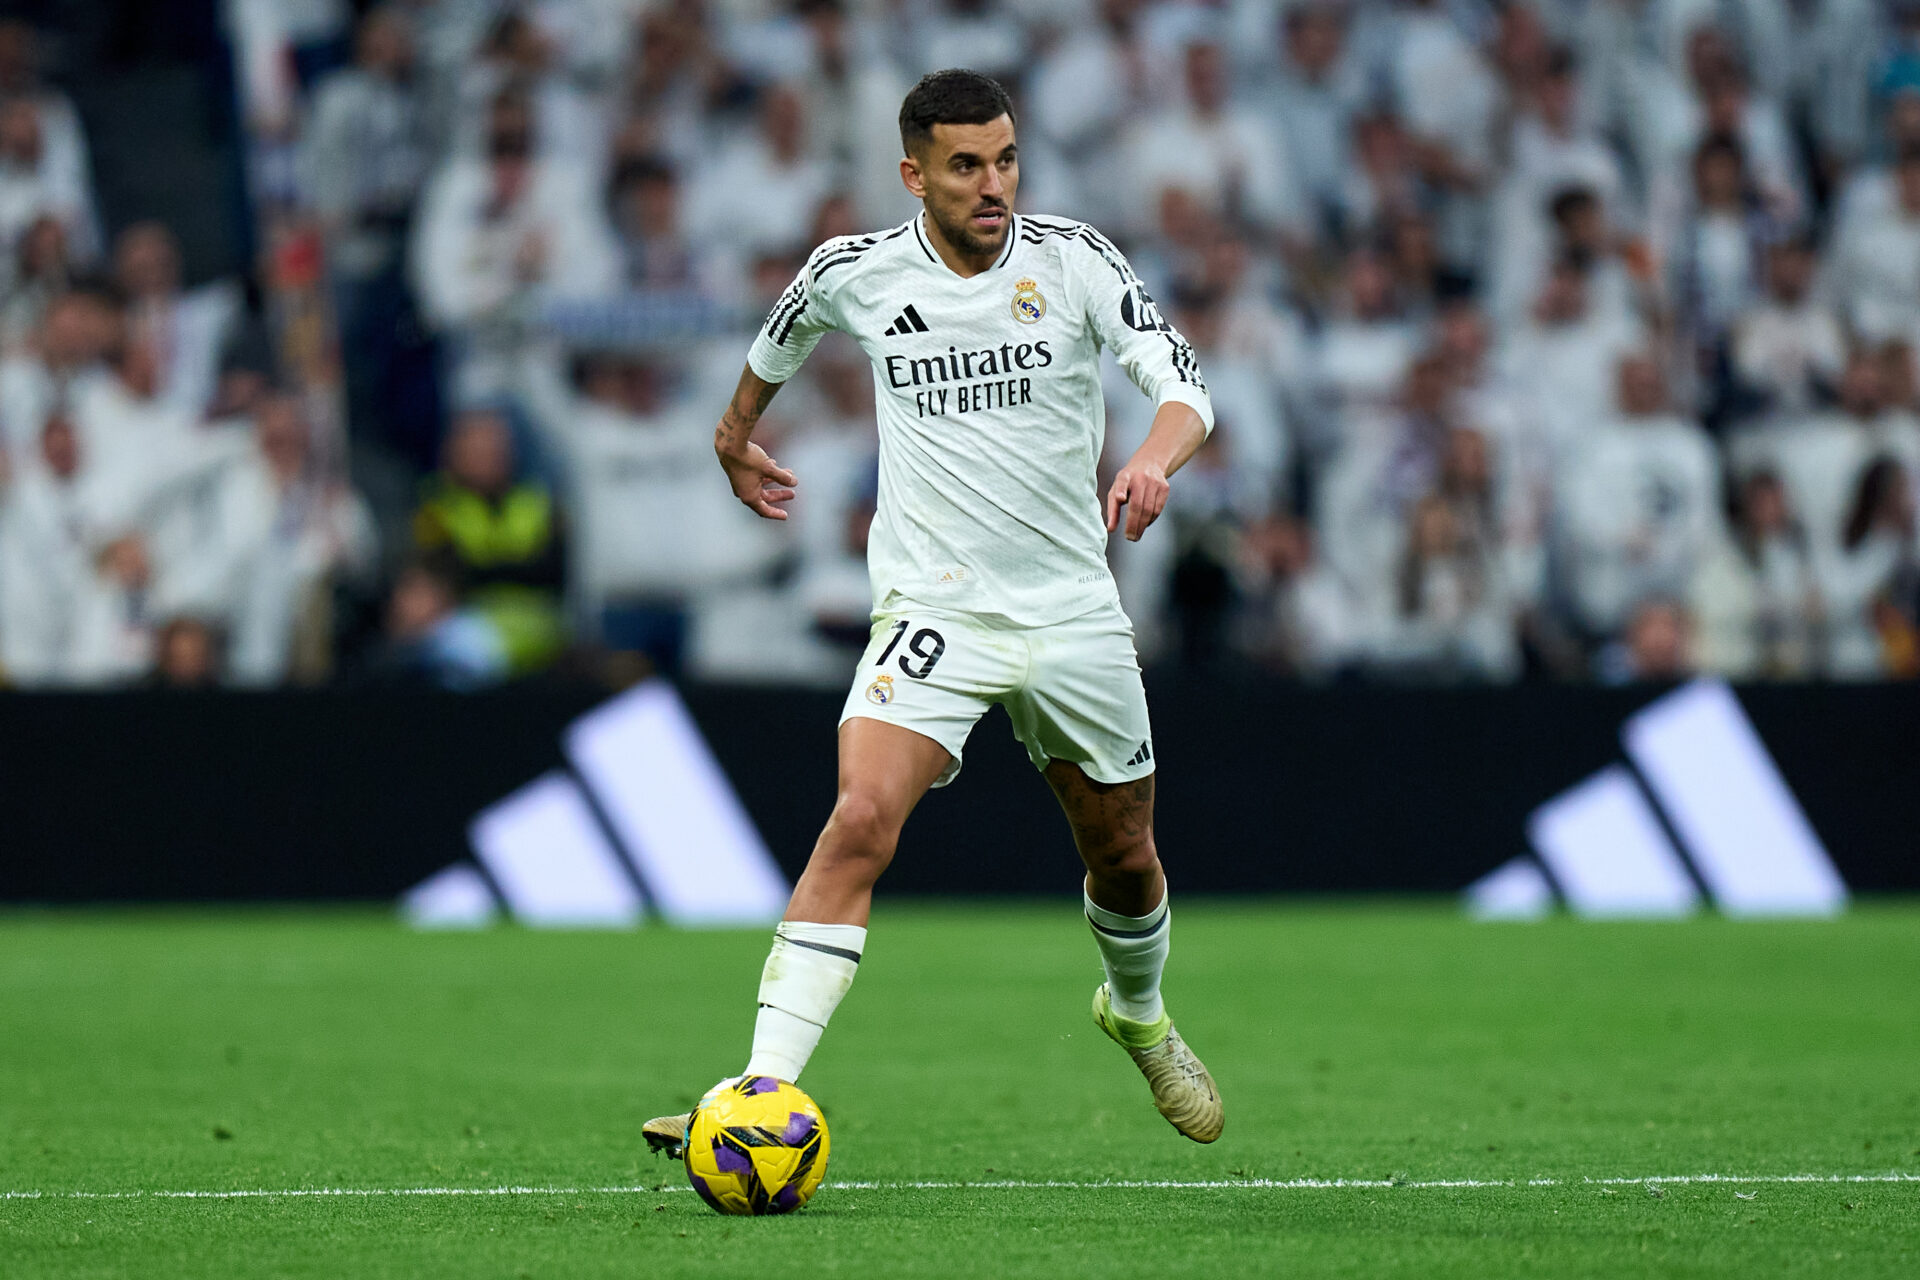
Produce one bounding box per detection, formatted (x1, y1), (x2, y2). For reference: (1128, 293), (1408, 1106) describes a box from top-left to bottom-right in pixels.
(899, 154), (926, 200)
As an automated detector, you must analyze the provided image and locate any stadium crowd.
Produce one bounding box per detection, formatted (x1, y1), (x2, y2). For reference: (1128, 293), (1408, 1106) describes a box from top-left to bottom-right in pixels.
(1, 0), (1918, 688)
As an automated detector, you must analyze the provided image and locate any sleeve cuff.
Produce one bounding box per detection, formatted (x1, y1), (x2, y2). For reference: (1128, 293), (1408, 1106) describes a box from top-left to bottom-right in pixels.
(1156, 382), (1215, 434)
(745, 337), (796, 387)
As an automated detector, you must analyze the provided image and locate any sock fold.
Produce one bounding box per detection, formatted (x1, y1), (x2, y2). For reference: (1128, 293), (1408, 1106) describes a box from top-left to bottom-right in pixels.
(743, 921), (866, 1081)
(1085, 891), (1170, 1024)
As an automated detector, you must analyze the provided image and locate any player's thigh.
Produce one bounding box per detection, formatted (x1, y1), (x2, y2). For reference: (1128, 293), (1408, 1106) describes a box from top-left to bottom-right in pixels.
(1003, 605), (1156, 789)
(838, 607), (1017, 790)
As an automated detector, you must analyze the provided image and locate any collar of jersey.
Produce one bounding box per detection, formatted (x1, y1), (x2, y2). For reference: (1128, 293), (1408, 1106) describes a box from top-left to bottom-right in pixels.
(912, 211), (1019, 279)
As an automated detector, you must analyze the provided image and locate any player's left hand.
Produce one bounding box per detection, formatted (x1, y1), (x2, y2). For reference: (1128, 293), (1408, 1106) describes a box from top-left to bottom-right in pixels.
(1106, 459), (1170, 542)
(719, 441), (799, 520)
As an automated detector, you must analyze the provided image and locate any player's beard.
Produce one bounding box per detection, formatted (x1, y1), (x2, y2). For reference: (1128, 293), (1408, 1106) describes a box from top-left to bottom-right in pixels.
(932, 198), (1009, 260)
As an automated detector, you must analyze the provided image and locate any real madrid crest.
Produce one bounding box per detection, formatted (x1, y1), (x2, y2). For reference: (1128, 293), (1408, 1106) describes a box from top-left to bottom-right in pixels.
(865, 673), (895, 705)
(1011, 277), (1046, 324)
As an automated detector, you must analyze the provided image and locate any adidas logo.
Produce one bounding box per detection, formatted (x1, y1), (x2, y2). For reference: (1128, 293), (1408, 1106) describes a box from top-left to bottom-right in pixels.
(1468, 680), (1846, 921)
(1125, 741), (1153, 768)
(883, 304), (930, 336)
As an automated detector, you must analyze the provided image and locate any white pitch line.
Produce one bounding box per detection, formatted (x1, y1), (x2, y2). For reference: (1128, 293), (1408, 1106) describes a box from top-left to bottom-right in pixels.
(3, 1173), (1916, 1201)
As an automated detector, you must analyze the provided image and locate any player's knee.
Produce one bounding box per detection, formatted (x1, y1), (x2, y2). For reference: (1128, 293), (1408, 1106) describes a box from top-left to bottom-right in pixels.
(822, 792), (901, 869)
(1087, 831), (1158, 879)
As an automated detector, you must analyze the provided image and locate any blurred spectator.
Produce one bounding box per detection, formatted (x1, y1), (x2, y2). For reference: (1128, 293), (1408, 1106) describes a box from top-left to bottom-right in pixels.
(218, 393), (378, 685)
(1730, 235), (1845, 418)
(0, 214), (66, 351)
(788, 0), (914, 231)
(1730, 350), (1916, 562)
(0, 287), (115, 455)
(1123, 37), (1305, 246)
(1374, 488), (1517, 681)
(304, 5), (432, 455)
(449, 9), (606, 178)
(357, 557), (509, 689)
(1317, 351), (1456, 614)
(1434, 300), (1550, 608)
(518, 346), (781, 676)
(610, 156), (732, 297)
(0, 92), (96, 271)
(1029, 0), (1153, 213)
(778, 336), (880, 626)
(686, 82), (834, 264)
(114, 222), (240, 420)
(918, 0), (1026, 86)
(1336, 110), (1425, 249)
(1238, 512), (1366, 677)
(1489, 47), (1627, 326)
(1826, 456), (1920, 678)
(616, 7), (722, 177)
(150, 616), (222, 689)
(1597, 597), (1697, 684)
(1664, 135), (1768, 378)
(1692, 469), (1819, 678)
(1832, 88), (1920, 243)
(1513, 186), (1640, 331)
(411, 407), (565, 675)
(305, 6), (425, 282)
(1260, 3), (1362, 239)
(1386, 0), (1498, 267)
(1830, 145), (1920, 345)
(0, 413), (146, 684)
(1635, 27), (1802, 230)
(1498, 254), (1646, 450)
(1505, 46), (1622, 217)
(1167, 273), (1288, 518)
(1556, 355), (1719, 638)
(0, 21), (91, 231)
(410, 88), (618, 398)
(1163, 433), (1241, 669)
(1310, 246), (1418, 451)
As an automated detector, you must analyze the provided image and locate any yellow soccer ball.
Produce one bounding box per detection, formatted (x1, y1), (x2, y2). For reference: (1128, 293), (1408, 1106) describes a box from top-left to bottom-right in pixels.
(683, 1076), (830, 1215)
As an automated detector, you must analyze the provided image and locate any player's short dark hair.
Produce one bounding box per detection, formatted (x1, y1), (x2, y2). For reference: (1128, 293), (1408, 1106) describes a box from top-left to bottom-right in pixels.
(898, 69), (1015, 157)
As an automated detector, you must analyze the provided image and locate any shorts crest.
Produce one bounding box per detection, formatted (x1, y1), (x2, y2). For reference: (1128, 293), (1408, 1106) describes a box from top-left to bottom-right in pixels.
(865, 674), (896, 705)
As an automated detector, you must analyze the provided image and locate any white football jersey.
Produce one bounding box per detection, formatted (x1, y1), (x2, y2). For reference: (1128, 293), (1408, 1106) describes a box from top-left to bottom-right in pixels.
(748, 212), (1214, 628)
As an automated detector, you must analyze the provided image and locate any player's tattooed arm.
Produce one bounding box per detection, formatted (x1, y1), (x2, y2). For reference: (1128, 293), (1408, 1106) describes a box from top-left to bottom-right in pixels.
(715, 364), (798, 521)
(1106, 402), (1207, 543)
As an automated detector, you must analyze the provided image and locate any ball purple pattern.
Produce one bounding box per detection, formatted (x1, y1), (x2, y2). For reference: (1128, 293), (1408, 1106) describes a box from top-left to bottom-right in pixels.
(780, 1112), (816, 1144)
(747, 1076), (781, 1094)
(712, 1143), (752, 1174)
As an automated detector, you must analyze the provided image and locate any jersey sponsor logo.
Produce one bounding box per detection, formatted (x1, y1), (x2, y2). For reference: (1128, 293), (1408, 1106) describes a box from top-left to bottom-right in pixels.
(883, 341), (1052, 387)
(882, 341), (1053, 419)
(882, 304), (931, 337)
(865, 673), (896, 705)
(1011, 277), (1046, 324)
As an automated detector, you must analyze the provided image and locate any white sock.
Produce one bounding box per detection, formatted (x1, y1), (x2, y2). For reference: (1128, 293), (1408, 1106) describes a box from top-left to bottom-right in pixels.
(1085, 890), (1169, 1024)
(742, 921), (866, 1082)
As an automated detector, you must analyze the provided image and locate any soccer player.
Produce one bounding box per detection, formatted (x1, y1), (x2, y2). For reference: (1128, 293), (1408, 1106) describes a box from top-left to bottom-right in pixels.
(646, 69), (1222, 1149)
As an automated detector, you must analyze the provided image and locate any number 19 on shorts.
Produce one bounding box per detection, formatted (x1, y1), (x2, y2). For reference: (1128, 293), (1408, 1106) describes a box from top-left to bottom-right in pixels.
(876, 619), (946, 680)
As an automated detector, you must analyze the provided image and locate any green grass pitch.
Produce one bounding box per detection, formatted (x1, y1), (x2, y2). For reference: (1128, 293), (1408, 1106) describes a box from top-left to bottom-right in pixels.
(2, 902), (1916, 1277)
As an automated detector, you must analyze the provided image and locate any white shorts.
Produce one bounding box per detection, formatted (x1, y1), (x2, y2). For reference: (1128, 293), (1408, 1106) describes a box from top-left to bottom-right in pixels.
(838, 601), (1155, 789)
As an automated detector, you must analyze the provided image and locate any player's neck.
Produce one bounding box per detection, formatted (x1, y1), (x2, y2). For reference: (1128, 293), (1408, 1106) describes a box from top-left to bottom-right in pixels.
(919, 210), (1002, 279)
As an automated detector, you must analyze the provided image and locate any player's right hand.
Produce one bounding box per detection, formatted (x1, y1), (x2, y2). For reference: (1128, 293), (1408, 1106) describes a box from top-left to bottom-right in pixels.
(718, 441), (798, 520)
